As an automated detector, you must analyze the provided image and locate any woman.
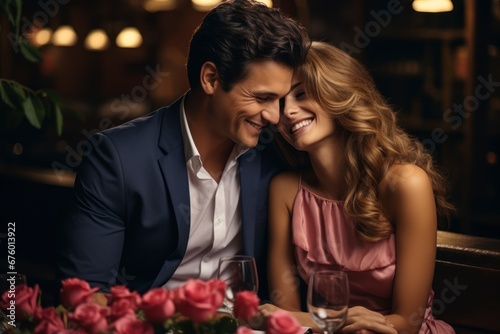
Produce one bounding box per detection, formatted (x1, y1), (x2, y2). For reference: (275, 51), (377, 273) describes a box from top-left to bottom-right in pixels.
(265, 42), (455, 334)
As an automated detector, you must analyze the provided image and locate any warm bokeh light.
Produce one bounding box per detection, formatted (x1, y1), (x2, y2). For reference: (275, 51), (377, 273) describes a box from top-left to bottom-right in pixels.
(84, 29), (109, 51)
(116, 27), (143, 48)
(258, 0), (273, 7)
(191, 0), (220, 11)
(34, 28), (52, 46)
(144, 0), (179, 12)
(52, 25), (78, 46)
(191, 0), (271, 11)
(412, 0), (453, 13)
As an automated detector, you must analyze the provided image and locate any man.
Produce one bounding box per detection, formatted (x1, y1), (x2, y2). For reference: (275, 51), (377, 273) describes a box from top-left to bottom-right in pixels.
(57, 0), (310, 298)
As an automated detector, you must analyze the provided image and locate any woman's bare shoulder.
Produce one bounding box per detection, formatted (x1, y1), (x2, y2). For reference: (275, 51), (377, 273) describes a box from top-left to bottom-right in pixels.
(271, 171), (301, 186)
(380, 164), (431, 196)
(270, 171), (301, 208)
(379, 164), (434, 221)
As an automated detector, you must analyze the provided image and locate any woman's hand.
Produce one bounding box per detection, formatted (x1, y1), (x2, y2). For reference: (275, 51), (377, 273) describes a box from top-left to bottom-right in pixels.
(341, 306), (397, 334)
(259, 303), (285, 317)
(259, 304), (319, 332)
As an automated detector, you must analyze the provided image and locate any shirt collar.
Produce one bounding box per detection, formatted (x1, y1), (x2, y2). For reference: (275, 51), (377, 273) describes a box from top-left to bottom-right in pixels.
(180, 95), (198, 164)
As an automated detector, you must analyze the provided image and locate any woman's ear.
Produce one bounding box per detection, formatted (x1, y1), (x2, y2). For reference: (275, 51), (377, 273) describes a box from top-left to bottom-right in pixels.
(200, 61), (219, 94)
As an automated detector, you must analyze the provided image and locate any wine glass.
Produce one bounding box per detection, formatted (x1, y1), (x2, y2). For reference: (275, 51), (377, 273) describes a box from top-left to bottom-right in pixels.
(307, 269), (349, 334)
(217, 255), (259, 313)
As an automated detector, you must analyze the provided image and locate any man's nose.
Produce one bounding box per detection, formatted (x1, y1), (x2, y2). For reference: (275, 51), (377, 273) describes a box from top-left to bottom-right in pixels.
(261, 101), (280, 125)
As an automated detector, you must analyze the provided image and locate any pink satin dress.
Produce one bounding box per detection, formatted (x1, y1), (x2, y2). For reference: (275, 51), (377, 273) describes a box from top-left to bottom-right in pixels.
(292, 184), (455, 334)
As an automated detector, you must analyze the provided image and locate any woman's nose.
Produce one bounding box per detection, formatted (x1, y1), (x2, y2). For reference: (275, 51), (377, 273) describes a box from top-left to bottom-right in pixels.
(281, 98), (299, 118)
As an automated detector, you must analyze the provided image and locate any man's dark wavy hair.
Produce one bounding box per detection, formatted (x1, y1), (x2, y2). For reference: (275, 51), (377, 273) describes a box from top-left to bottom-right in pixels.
(186, 0), (311, 91)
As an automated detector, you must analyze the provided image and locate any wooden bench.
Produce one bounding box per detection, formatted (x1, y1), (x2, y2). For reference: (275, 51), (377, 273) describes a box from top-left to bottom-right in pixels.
(433, 231), (500, 334)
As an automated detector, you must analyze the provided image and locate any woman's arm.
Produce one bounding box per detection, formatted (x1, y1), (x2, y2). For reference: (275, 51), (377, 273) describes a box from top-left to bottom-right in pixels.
(341, 164), (436, 334)
(267, 173), (302, 311)
(262, 173), (321, 329)
(380, 164), (437, 334)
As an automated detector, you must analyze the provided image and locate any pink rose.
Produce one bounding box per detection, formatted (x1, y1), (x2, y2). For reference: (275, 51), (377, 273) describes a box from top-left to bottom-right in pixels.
(0, 284), (40, 321)
(237, 326), (255, 334)
(175, 279), (225, 323)
(33, 307), (66, 334)
(113, 315), (154, 334)
(60, 278), (99, 309)
(208, 279), (226, 306)
(267, 310), (302, 334)
(109, 298), (137, 321)
(234, 291), (260, 322)
(110, 286), (141, 308)
(139, 288), (175, 323)
(68, 302), (109, 334)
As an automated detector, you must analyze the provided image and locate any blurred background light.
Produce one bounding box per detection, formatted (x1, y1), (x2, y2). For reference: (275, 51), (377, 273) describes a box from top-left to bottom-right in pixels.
(115, 27), (143, 48)
(52, 25), (78, 46)
(412, 0), (454, 13)
(84, 29), (110, 51)
(144, 0), (180, 12)
(34, 28), (53, 46)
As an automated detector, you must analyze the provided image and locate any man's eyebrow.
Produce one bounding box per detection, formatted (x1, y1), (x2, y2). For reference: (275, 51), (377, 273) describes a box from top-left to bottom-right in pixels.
(254, 90), (279, 97)
(253, 82), (302, 97)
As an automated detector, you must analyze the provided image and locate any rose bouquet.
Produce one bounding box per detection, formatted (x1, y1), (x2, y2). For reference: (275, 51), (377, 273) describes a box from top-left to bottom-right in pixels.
(0, 278), (304, 334)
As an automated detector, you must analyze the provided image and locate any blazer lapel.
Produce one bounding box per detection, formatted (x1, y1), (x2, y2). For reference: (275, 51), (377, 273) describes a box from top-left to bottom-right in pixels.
(152, 97), (191, 287)
(239, 150), (262, 257)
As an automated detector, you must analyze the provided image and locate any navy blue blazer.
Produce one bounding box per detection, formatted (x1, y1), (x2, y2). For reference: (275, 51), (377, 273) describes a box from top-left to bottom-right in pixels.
(57, 96), (285, 297)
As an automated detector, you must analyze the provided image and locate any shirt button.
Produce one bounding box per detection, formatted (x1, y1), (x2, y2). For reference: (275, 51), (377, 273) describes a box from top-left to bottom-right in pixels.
(203, 257), (210, 263)
(215, 219), (221, 225)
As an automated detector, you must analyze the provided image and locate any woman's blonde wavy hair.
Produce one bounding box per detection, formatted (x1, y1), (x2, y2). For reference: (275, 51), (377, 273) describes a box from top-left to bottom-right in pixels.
(275, 41), (455, 242)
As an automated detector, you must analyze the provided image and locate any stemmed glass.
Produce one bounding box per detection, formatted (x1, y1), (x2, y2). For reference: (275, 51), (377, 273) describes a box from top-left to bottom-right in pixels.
(217, 255), (259, 313)
(307, 269), (349, 334)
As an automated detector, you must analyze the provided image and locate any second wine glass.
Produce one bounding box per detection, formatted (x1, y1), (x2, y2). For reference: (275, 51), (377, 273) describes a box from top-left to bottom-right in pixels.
(217, 255), (259, 313)
(307, 269), (349, 334)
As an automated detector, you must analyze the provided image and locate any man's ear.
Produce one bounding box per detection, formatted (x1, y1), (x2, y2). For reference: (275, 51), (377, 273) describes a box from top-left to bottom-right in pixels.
(200, 61), (219, 94)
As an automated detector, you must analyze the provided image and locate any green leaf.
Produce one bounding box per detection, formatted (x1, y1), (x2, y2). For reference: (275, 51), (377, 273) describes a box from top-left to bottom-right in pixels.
(19, 38), (42, 63)
(14, 0), (22, 30)
(0, 80), (17, 109)
(211, 317), (238, 334)
(23, 95), (41, 129)
(9, 81), (26, 101)
(55, 304), (67, 314)
(45, 89), (64, 107)
(31, 93), (46, 123)
(38, 90), (64, 136)
(2, 0), (18, 26)
(14, 0), (23, 26)
(173, 320), (197, 334)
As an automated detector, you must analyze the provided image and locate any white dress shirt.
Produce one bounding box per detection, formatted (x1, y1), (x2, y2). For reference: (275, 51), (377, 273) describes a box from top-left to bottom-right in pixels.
(164, 96), (248, 289)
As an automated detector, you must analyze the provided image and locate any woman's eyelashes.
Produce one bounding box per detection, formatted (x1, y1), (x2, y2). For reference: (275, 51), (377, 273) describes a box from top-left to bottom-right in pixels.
(295, 90), (305, 99)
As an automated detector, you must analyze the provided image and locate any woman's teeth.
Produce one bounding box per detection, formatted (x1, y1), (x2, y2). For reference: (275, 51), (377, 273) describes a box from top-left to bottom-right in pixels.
(291, 119), (312, 133)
